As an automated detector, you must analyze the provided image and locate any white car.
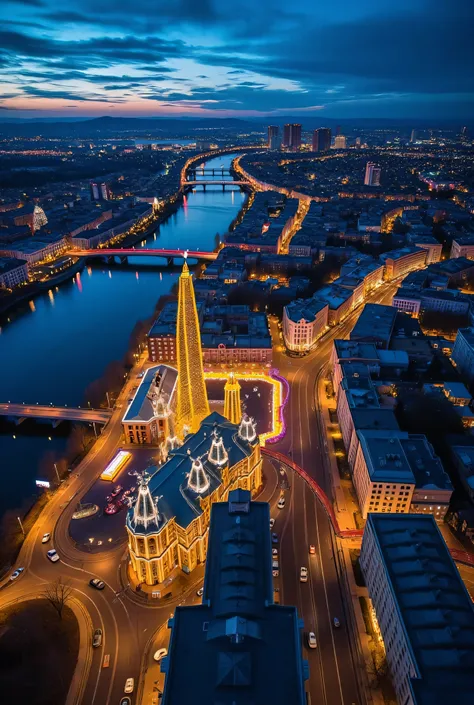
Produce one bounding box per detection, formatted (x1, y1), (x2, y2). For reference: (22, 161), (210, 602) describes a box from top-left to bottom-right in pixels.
(42, 533), (51, 544)
(196, 587), (204, 597)
(10, 567), (24, 581)
(300, 566), (308, 583)
(277, 496), (285, 509)
(47, 549), (60, 563)
(153, 648), (168, 662)
(269, 518), (275, 529)
(272, 548), (278, 557)
(307, 631), (317, 649)
(124, 678), (134, 694)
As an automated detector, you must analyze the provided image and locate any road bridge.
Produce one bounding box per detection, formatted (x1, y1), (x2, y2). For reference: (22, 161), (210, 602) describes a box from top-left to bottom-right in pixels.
(183, 180), (248, 189)
(68, 248), (218, 263)
(0, 403), (112, 426)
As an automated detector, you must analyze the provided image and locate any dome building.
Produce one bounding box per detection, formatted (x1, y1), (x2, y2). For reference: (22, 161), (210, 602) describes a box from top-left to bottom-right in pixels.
(126, 411), (262, 585)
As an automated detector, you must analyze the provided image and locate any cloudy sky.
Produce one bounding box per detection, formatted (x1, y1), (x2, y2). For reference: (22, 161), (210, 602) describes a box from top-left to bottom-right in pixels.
(1, 0), (473, 118)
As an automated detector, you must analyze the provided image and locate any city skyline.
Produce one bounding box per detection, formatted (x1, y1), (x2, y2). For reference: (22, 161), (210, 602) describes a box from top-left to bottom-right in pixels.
(1, 0), (473, 119)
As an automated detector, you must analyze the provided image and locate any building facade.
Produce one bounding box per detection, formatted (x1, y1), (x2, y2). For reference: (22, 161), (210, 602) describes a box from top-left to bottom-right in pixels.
(452, 327), (474, 386)
(126, 412), (263, 585)
(379, 247), (427, 281)
(283, 298), (329, 353)
(122, 365), (177, 445)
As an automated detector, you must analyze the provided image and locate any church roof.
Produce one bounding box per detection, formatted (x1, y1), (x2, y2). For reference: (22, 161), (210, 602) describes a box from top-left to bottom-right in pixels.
(127, 412), (257, 532)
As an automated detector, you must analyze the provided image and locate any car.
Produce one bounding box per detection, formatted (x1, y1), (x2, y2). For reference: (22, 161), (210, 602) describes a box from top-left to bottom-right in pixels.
(272, 548), (278, 557)
(42, 533), (51, 544)
(307, 632), (317, 649)
(309, 545), (316, 555)
(124, 678), (134, 694)
(272, 560), (279, 570)
(196, 587), (204, 597)
(277, 496), (285, 509)
(92, 629), (103, 648)
(300, 567), (308, 583)
(47, 549), (60, 563)
(120, 699), (131, 705)
(137, 372), (144, 379)
(333, 617), (341, 628)
(10, 567), (24, 581)
(269, 518), (275, 529)
(90, 578), (105, 590)
(272, 569), (279, 577)
(153, 647), (168, 662)
(271, 533), (278, 544)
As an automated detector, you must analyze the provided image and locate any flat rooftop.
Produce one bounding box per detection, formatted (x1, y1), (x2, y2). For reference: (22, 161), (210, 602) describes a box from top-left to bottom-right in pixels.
(367, 514), (474, 705)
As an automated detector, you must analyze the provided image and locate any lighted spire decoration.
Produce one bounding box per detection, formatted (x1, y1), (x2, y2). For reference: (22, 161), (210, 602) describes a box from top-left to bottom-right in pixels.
(176, 253), (210, 436)
(208, 428), (229, 467)
(187, 456), (210, 494)
(238, 414), (257, 443)
(224, 371), (242, 425)
(131, 472), (160, 530)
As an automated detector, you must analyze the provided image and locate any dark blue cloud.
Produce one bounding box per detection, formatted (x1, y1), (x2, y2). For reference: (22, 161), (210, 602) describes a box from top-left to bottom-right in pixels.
(1, 0), (473, 117)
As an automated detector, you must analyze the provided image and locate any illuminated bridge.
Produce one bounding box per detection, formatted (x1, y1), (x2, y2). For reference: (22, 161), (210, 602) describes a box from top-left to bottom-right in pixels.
(0, 403), (112, 426)
(69, 248), (219, 262)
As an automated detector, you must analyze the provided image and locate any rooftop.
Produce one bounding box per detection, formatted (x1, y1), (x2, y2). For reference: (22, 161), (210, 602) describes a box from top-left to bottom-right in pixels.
(123, 364), (177, 423)
(350, 303), (397, 347)
(357, 430), (415, 483)
(127, 412), (258, 531)
(161, 490), (307, 705)
(366, 514), (474, 705)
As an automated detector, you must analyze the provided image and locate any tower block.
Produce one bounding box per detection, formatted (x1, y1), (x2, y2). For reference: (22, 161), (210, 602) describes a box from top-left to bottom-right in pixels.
(224, 371), (242, 425)
(176, 256), (210, 436)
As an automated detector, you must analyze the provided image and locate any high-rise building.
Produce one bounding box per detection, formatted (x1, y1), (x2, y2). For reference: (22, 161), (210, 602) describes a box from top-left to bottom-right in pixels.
(334, 135), (346, 149)
(160, 489), (308, 705)
(267, 125), (280, 150)
(282, 123), (302, 151)
(312, 127), (331, 152)
(223, 371), (241, 424)
(90, 181), (110, 201)
(410, 129), (416, 143)
(176, 256), (210, 435)
(364, 161), (381, 186)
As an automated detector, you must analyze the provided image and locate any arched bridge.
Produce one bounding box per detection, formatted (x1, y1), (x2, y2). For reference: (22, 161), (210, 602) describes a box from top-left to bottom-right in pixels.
(0, 403), (112, 426)
(69, 248), (218, 261)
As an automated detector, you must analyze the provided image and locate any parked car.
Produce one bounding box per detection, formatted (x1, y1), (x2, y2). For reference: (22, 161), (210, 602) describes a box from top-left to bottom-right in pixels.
(333, 617), (341, 628)
(120, 699), (131, 705)
(124, 678), (134, 694)
(196, 587), (204, 597)
(277, 496), (285, 509)
(272, 548), (278, 557)
(153, 647), (168, 662)
(300, 567), (308, 583)
(307, 632), (317, 649)
(90, 578), (105, 590)
(271, 533), (278, 544)
(10, 567), (24, 581)
(41, 533), (51, 544)
(92, 629), (103, 648)
(269, 518), (275, 529)
(47, 549), (60, 563)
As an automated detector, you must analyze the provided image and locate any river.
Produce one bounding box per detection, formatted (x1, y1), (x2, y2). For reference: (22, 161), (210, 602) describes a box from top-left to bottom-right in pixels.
(0, 153), (246, 519)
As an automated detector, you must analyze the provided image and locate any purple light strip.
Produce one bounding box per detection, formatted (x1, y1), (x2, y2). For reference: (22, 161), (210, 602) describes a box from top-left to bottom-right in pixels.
(267, 368), (290, 444)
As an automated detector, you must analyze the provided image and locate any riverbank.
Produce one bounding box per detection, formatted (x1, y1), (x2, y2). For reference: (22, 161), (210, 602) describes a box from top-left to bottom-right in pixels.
(0, 258), (85, 317)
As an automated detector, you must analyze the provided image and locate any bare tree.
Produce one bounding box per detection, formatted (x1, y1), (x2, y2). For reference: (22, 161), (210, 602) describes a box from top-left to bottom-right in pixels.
(43, 578), (73, 620)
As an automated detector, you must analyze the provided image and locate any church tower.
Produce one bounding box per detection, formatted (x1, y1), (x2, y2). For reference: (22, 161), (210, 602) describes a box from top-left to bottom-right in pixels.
(223, 371), (241, 425)
(176, 254), (210, 436)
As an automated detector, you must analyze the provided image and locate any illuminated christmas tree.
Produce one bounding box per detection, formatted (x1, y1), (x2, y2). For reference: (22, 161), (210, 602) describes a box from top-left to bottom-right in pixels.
(176, 254), (210, 436)
(223, 371), (241, 425)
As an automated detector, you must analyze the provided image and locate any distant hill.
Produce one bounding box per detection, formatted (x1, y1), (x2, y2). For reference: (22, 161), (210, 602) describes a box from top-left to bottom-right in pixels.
(0, 116), (254, 139)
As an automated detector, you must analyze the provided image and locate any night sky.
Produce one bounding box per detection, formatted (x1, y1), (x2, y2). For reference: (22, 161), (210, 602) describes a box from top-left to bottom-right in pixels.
(1, 0), (473, 118)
